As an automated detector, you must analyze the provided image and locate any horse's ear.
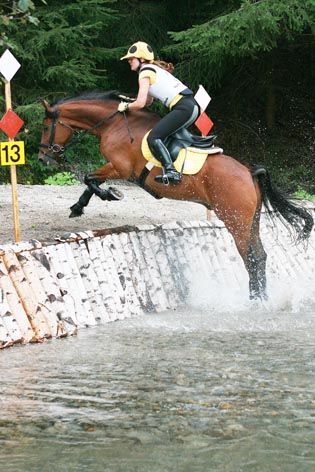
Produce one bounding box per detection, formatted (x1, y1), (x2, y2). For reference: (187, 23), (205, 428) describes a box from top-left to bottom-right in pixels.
(41, 99), (51, 111)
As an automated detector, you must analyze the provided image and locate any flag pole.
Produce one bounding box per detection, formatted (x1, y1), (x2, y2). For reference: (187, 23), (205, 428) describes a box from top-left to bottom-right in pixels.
(4, 80), (21, 242)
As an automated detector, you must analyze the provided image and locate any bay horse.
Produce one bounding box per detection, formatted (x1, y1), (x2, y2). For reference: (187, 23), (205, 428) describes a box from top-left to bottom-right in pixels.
(38, 91), (314, 301)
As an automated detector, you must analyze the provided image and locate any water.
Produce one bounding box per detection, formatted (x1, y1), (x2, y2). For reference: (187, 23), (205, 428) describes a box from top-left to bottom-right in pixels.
(0, 298), (314, 472)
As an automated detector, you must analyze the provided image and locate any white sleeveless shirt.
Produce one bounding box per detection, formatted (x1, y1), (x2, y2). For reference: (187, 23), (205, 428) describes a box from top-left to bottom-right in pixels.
(139, 64), (187, 107)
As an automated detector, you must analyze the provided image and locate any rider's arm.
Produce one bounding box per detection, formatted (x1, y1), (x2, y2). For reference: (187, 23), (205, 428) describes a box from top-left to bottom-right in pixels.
(128, 77), (150, 110)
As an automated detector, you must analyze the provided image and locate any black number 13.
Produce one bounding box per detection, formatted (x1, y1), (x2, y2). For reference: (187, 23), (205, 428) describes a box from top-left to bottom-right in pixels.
(2, 144), (21, 163)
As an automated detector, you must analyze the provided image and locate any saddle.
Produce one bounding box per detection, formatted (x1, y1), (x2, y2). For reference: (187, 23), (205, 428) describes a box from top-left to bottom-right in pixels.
(141, 128), (223, 175)
(165, 128), (217, 161)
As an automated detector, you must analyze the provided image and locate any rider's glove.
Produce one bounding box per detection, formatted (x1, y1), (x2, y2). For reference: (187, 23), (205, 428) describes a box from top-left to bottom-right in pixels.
(118, 101), (129, 112)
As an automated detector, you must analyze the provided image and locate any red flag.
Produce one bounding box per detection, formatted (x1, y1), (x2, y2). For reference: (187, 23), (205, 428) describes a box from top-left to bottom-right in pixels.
(0, 109), (24, 139)
(195, 112), (213, 136)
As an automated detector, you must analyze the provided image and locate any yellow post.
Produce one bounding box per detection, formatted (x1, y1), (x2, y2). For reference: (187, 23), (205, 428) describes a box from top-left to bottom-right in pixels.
(4, 81), (21, 242)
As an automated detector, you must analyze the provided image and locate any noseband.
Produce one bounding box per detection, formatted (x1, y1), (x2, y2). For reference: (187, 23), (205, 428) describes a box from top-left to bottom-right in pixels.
(38, 110), (71, 166)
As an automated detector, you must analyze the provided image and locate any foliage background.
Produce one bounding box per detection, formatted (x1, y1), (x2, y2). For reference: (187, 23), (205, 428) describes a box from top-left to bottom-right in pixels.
(0, 0), (314, 192)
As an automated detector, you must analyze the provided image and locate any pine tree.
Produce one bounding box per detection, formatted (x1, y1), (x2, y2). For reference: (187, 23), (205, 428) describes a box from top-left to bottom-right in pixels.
(168, 0), (314, 88)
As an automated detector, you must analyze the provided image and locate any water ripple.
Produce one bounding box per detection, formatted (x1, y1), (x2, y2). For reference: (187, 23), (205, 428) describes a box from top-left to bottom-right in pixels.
(0, 309), (314, 471)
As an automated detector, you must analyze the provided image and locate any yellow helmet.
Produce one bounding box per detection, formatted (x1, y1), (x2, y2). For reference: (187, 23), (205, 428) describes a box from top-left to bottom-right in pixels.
(120, 41), (154, 62)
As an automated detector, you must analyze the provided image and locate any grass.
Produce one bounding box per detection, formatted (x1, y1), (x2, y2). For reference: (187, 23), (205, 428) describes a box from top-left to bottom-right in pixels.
(293, 188), (315, 202)
(44, 172), (80, 186)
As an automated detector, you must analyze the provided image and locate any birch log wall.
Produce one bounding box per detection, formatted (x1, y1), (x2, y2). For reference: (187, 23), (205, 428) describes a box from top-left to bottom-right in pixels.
(0, 208), (314, 349)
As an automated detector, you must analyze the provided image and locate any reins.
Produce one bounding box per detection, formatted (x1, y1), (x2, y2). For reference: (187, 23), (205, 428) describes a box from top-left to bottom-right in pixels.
(39, 106), (134, 166)
(122, 111), (134, 143)
(66, 109), (134, 145)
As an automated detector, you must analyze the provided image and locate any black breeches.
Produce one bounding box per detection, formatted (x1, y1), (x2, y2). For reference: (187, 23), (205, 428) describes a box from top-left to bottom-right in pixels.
(147, 96), (199, 150)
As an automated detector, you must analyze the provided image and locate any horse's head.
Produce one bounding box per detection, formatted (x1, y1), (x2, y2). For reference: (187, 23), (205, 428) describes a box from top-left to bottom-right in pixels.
(38, 100), (75, 167)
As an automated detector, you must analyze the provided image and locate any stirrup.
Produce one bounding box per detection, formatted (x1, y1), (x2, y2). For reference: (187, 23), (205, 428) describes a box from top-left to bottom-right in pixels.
(155, 173), (170, 185)
(155, 169), (181, 185)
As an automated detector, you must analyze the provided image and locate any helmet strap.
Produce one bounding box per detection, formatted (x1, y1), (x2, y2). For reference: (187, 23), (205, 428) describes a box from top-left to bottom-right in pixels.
(136, 58), (143, 72)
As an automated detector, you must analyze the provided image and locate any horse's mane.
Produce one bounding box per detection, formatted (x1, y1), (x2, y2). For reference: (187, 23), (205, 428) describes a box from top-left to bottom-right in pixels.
(48, 90), (159, 120)
(52, 90), (129, 106)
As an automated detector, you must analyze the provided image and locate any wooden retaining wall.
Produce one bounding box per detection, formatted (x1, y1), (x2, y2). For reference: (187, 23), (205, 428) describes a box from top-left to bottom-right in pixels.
(0, 210), (314, 349)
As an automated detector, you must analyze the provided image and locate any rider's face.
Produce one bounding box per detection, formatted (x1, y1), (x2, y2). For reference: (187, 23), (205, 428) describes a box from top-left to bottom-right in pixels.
(128, 57), (141, 71)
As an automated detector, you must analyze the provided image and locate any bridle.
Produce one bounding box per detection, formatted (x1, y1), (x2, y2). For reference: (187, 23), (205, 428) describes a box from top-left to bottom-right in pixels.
(39, 116), (72, 166)
(39, 107), (122, 166)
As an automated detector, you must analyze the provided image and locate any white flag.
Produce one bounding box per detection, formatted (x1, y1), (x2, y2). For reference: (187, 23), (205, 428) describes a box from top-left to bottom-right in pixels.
(194, 85), (211, 112)
(0, 49), (21, 82)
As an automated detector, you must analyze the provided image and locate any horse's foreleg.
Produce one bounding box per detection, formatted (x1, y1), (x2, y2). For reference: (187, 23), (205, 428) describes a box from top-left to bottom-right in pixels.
(69, 187), (94, 218)
(84, 176), (124, 202)
(69, 163), (123, 218)
(85, 163), (124, 201)
(86, 162), (121, 183)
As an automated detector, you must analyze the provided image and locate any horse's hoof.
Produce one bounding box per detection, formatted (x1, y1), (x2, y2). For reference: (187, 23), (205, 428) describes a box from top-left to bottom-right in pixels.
(98, 187), (124, 201)
(107, 186), (124, 201)
(69, 210), (83, 218)
(249, 292), (268, 301)
(69, 204), (84, 218)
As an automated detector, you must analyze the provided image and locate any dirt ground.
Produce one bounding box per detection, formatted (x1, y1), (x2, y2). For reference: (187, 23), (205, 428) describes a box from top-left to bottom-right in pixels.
(0, 183), (206, 245)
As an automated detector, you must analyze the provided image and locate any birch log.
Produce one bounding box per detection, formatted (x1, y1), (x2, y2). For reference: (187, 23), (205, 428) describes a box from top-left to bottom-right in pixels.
(107, 233), (142, 317)
(2, 250), (51, 339)
(145, 229), (180, 309)
(17, 252), (57, 337)
(100, 236), (129, 320)
(136, 230), (170, 312)
(87, 238), (119, 320)
(71, 240), (109, 323)
(62, 242), (96, 326)
(31, 249), (75, 337)
(43, 245), (79, 329)
(0, 257), (35, 342)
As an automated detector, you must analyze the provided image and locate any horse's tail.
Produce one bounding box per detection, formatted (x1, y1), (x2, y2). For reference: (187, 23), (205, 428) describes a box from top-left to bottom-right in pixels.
(251, 164), (314, 242)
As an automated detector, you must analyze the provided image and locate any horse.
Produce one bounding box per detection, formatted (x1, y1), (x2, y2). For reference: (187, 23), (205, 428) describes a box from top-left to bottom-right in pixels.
(38, 91), (314, 301)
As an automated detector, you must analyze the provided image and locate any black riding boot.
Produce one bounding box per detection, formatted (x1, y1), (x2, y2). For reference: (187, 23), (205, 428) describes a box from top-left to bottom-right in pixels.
(150, 138), (182, 185)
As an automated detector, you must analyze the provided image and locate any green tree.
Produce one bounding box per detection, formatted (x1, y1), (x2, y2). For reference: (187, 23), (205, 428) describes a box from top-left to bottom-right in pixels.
(168, 0), (314, 126)
(0, 0), (42, 40)
(1, 0), (121, 183)
(168, 1), (314, 83)
(0, 0), (313, 192)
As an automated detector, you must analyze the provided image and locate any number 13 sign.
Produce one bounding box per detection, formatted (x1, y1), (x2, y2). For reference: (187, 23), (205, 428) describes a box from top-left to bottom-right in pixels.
(0, 141), (25, 165)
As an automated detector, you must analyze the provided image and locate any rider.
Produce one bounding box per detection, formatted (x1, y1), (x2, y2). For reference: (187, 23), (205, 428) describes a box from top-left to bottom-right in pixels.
(119, 41), (199, 184)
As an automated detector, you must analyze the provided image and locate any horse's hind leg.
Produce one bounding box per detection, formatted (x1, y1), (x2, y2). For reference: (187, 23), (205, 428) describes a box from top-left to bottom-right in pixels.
(233, 226), (267, 301)
(246, 209), (267, 300)
(216, 203), (267, 300)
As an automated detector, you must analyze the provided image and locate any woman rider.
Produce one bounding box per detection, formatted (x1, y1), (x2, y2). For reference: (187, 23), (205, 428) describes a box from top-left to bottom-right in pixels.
(119, 41), (199, 185)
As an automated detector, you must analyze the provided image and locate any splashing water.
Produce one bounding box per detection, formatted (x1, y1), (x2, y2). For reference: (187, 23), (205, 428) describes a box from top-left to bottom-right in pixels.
(0, 219), (314, 471)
